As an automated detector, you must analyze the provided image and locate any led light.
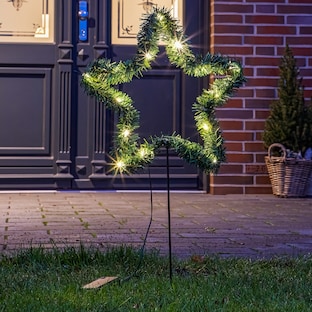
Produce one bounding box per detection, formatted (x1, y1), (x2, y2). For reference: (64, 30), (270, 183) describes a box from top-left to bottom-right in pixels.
(139, 149), (146, 157)
(157, 13), (164, 21)
(113, 159), (126, 173)
(122, 129), (130, 137)
(145, 52), (153, 60)
(202, 123), (210, 131)
(213, 90), (221, 99)
(116, 160), (125, 169)
(116, 97), (123, 103)
(229, 62), (240, 73)
(174, 40), (183, 50)
(106, 154), (129, 175)
(213, 158), (218, 164)
(82, 73), (92, 83)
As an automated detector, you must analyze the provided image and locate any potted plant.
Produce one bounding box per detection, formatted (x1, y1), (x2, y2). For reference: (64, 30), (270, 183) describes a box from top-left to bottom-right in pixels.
(263, 45), (312, 197)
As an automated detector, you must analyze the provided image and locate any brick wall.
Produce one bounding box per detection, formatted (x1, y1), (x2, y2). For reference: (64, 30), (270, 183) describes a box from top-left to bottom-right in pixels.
(209, 0), (312, 195)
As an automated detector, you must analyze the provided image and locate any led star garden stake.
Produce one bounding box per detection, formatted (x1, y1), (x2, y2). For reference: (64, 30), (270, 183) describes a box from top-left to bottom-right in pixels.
(81, 7), (246, 283)
(81, 7), (246, 175)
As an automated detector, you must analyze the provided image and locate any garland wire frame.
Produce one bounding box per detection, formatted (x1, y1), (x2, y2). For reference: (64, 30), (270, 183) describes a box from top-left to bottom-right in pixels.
(81, 7), (246, 175)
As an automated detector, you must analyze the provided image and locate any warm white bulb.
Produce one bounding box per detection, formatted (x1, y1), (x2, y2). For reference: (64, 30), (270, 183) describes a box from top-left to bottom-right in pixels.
(157, 13), (164, 21)
(116, 160), (125, 169)
(123, 129), (130, 137)
(202, 123), (210, 131)
(174, 40), (183, 50)
(214, 90), (221, 98)
(145, 52), (153, 60)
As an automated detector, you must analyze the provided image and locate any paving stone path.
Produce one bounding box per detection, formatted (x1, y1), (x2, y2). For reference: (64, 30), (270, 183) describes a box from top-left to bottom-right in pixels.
(1, 191), (312, 259)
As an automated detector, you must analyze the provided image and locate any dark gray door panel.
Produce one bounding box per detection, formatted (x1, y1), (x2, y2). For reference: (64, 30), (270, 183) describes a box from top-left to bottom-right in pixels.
(0, 0), (208, 190)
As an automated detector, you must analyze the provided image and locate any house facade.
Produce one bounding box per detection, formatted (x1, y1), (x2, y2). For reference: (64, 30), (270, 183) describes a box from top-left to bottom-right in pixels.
(0, 0), (311, 194)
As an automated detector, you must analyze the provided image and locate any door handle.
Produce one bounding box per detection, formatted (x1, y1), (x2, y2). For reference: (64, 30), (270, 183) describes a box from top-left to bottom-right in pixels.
(78, 1), (88, 41)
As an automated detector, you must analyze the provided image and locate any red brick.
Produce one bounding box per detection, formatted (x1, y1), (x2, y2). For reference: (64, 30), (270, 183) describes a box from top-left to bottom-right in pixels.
(277, 5), (312, 14)
(255, 89), (276, 98)
(224, 142), (243, 152)
(279, 47), (312, 57)
(215, 0), (244, 1)
(223, 99), (244, 108)
(218, 164), (244, 174)
(256, 47), (275, 56)
(209, 186), (244, 195)
(256, 153), (268, 163)
(214, 4), (254, 13)
(256, 67), (279, 76)
(303, 80), (312, 87)
(214, 25), (254, 34)
(256, 176), (271, 184)
(301, 68), (312, 76)
(242, 67), (254, 77)
(247, 78), (278, 87)
(244, 36), (283, 45)
(245, 142), (266, 152)
(245, 186), (272, 195)
(226, 153), (254, 163)
(256, 5), (275, 13)
(246, 0), (284, 2)
(212, 35), (243, 45)
(255, 110), (270, 119)
(289, 0), (312, 3)
(300, 27), (312, 35)
(246, 15), (284, 24)
(304, 90), (312, 98)
(287, 16), (312, 25)
(216, 109), (253, 119)
(245, 99), (271, 109)
(213, 46), (253, 56)
(255, 132), (265, 141)
(235, 88), (254, 98)
(287, 36), (312, 46)
(257, 26), (296, 35)
(212, 175), (253, 185)
(214, 15), (243, 24)
(245, 121), (265, 130)
(245, 57), (279, 66)
(223, 132), (254, 141)
(246, 164), (267, 174)
(219, 120), (243, 130)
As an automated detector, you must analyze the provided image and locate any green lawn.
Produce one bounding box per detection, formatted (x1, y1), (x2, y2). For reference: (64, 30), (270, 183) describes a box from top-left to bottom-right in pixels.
(0, 246), (311, 311)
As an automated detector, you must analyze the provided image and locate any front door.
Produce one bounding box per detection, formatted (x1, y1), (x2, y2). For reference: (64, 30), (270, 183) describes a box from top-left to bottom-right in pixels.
(0, 0), (208, 190)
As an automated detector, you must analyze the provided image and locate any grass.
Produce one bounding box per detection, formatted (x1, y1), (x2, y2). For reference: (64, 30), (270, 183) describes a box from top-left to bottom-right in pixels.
(0, 246), (311, 311)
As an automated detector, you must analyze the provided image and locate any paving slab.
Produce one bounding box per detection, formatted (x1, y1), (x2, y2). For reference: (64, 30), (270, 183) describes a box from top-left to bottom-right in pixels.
(0, 191), (312, 259)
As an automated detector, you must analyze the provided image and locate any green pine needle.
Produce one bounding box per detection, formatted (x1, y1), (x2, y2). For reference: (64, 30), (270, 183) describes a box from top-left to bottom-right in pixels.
(81, 7), (246, 174)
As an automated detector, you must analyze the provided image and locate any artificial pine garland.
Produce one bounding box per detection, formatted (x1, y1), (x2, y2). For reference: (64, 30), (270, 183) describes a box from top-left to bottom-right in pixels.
(81, 7), (246, 174)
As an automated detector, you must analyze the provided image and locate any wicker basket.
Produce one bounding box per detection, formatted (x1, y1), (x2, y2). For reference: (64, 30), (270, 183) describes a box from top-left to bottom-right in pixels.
(265, 143), (312, 197)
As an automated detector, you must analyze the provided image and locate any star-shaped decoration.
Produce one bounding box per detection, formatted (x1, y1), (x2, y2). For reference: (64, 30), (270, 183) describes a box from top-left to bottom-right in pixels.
(82, 8), (246, 175)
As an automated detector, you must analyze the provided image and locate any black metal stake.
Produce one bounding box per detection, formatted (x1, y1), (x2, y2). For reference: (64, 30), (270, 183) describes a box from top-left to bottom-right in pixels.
(166, 145), (173, 282)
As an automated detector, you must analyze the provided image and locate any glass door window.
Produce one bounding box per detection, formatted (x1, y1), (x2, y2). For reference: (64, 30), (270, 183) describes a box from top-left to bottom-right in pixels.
(111, 0), (183, 45)
(0, 0), (54, 43)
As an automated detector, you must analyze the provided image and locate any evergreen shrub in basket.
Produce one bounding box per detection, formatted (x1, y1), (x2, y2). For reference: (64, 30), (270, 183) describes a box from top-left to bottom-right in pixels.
(263, 45), (312, 197)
